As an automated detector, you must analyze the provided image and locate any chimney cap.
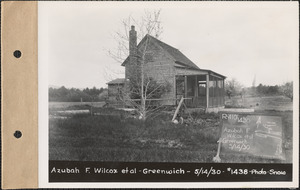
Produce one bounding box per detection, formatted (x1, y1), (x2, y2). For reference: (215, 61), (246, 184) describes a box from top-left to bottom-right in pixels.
(131, 25), (135, 30)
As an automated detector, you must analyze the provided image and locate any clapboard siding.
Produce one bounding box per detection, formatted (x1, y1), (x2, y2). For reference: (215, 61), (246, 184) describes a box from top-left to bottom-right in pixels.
(142, 39), (176, 105)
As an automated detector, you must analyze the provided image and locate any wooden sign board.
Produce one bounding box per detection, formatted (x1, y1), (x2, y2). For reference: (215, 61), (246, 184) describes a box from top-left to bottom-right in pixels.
(219, 112), (285, 160)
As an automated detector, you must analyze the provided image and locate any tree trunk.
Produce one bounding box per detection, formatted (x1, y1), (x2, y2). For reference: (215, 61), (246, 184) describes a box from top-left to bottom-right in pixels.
(140, 41), (147, 120)
(140, 68), (146, 120)
(141, 98), (146, 120)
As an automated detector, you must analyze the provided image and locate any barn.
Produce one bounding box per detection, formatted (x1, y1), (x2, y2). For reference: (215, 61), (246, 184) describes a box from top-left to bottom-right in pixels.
(107, 25), (226, 111)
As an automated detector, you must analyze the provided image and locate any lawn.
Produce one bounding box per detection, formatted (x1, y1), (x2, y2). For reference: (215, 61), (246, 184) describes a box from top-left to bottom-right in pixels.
(49, 112), (219, 162)
(49, 97), (293, 163)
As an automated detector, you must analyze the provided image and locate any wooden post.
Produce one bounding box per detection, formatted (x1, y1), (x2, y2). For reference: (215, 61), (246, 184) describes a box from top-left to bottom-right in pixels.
(213, 139), (222, 162)
(216, 78), (219, 106)
(175, 76), (177, 105)
(184, 76), (187, 98)
(206, 74), (209, 108)
(172, 96), (184, 122)
(223, 80), (225, 105)
(195, 75), (198, 97)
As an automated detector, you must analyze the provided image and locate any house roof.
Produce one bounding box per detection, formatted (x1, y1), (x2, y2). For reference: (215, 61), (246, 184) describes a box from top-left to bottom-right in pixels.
(121, 35), (200, 70)
(107, 78), (125, 85)
(149, 36), (200, 70)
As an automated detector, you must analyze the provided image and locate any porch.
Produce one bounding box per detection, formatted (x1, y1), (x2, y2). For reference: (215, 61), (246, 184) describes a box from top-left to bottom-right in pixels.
(175, 74), (225, 108)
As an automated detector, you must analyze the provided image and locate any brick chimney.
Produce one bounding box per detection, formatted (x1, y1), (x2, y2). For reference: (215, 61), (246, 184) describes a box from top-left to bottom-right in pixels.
(129, 25), (137, 57)
(126, 25), (138, 80)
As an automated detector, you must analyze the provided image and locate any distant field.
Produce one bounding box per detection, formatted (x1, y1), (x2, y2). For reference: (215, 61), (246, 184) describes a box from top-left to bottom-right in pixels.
(49, 101), (105, 110)
(49, 95), (292, 111)
(225, 95), (293, 111)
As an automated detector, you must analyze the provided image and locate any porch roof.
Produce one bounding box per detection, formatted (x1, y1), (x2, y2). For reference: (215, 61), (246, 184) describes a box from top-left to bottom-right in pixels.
(175, 67), (226, 79)
(107, 78), (125, 85)
(201, 69), (226, 79)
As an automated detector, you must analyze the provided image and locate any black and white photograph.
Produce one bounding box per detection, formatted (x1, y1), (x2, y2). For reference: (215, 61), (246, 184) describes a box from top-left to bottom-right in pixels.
(38, 1), (298, 187)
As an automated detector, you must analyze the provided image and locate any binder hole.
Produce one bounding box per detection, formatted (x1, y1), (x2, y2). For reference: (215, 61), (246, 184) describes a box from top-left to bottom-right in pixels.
(14, 130), (22, 138)
(13, 50), (22, 58)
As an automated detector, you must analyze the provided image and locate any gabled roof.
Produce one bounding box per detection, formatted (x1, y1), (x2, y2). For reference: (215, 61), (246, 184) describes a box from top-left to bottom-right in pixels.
(121, 35), (200, 70)
(107, 78), (125, 85)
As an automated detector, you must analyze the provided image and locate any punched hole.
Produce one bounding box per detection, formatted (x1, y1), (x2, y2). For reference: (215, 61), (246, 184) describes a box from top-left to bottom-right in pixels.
(13, 50), (22, 58)
(14, 130), (22, 139)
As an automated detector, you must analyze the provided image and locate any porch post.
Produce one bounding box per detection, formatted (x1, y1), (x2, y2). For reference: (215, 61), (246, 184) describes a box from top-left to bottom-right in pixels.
(184, 76), (187, 98)
(174, 76), (177, 105)
(223, 79), (225, 105)
(195, 75), (198, 97)
(206, 74), (209, 108)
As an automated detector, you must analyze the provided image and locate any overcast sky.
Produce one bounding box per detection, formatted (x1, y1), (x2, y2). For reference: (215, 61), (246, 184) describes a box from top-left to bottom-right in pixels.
(39, 1), (298, 89)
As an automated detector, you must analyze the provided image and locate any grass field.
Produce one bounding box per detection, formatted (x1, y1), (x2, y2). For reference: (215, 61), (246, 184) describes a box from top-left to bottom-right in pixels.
(49, 96), (293, 163)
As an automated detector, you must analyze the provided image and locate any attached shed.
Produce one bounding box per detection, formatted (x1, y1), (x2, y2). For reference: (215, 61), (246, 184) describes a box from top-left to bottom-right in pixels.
(107, 78), (125, 101)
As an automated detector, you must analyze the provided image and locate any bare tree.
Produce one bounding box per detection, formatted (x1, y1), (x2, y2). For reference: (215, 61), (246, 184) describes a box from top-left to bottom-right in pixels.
(225, 78), (244, 99)
(107, 10), (171, 120)
(280, 81), (293, 101)
(107, 10), (163, 64)
(122, 35), (171, 120)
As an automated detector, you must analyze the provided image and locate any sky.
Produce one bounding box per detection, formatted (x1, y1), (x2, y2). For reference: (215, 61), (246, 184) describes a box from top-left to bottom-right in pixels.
(39, 1), (298, 89)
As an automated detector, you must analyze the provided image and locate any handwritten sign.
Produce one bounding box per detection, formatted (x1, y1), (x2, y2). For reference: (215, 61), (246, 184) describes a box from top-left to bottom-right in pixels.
(219, 112), (285, 160)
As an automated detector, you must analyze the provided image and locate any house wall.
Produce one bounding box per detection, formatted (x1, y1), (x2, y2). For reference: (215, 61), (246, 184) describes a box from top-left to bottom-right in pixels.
(139, 39), (176, 105)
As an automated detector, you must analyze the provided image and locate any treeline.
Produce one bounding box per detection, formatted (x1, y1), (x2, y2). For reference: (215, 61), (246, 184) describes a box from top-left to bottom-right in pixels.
(254, 82), (293, 100)
(49, 86), (108, 102)
(247, 82), (293, 100)
(255, 84), (280, 95)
